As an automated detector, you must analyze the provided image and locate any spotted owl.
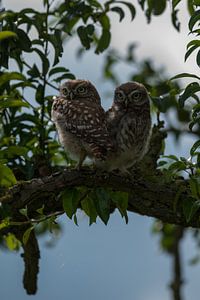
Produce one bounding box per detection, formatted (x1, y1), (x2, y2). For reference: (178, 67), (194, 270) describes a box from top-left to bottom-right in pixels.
(51, 79), (114, 168)
(104, 81), (151, 173)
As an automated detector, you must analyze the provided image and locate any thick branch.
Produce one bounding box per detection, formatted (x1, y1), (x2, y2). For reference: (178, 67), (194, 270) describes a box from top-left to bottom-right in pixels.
(0, 167), (199, 228)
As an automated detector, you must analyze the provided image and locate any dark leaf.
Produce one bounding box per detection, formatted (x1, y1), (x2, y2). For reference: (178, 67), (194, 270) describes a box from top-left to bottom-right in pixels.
(172, 0), (182, 9)
(116, 1), (136, 20)
(189, 9), (200, 31)
(196, 49), (200, 67)
(190, 140), (200, 156)
(111, 6), (125, 22)
(15, 28), (32, 52)
(81, 196), (98, 225)
(62, 188), (81, 219)
(171, 73), (200, 81)
(35, 84), (44, 104)
(32, 48), (50, 76)
(95, 29), (111, 53)
(49, 67), (70, 77)
(179, 82), (200, 107)
(77, 26), (91, 49)
(93, 188), (111, 225)
(27, 64), (40, 78)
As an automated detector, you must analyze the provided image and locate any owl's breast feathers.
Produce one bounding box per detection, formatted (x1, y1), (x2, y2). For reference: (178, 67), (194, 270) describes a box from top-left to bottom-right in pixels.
(52, 96), (115, 161)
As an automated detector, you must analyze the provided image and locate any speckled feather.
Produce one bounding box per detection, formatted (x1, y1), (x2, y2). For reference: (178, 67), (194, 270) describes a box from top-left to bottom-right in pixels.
(104, 81), (152, 173)
(51, 80), (114, 167)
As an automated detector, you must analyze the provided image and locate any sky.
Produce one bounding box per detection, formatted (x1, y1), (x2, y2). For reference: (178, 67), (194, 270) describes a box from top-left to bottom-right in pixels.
(1, 1), (200, 300)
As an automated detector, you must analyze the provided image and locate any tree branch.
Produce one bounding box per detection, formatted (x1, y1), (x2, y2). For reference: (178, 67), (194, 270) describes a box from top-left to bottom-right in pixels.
(0, 167), (198, 228)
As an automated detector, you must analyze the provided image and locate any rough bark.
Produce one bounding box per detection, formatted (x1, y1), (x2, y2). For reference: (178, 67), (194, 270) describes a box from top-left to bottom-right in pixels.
(0, 167), (198, 228)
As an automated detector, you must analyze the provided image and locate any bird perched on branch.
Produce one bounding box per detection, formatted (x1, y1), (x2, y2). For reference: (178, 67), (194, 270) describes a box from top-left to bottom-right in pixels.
(103, 81), (152, 174)
(51, 79), (114, 169)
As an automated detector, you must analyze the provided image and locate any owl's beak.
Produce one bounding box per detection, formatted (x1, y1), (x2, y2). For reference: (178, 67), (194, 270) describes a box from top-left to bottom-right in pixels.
(69, 91), (75, 100)
(124, 97), (129, 108)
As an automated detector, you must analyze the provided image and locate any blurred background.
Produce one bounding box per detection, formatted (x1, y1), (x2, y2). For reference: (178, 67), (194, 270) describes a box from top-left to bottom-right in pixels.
(1, 1), (200, 299)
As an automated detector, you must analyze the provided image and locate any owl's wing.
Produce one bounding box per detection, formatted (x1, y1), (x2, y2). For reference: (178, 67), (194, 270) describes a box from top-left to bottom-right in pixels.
(55, 99), (114, 160)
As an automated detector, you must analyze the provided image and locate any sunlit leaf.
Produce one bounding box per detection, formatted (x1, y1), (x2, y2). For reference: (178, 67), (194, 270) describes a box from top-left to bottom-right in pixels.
(0, 164), (17, 187)
(5, 233), (21, 251)
(22, 226), (34, 245)
(0, 31), (17, 41)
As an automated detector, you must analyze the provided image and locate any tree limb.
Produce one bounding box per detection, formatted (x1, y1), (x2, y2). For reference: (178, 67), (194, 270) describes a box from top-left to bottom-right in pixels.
(0, 167), (198, 228)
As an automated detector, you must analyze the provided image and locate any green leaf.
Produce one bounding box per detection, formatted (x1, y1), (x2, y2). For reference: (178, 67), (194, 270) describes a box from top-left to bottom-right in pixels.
(171, 8), (180, 31)
(5, 233), (21, 251)
(77, 25), (91, 49)
(170, 72), (200, 81)
(0, 72), (26, 86)
(86, 0), (102, 8)
(93, 188), (111, 225)
(35, 84), (44, 104)
(49, 67), (70, 77)
(196, 49), (200, 67)
(36, 205), (45, 215)
(95, 29), (111, 53)
(189, 177), (200, 199)
(193, 0), (200, 5)
(15, 28), (32, 52)
(2, 146), (28, 158)
(189, 9), (200, 31)
(86, 24), (95, 35)
(0, 164), (17, 187)
(47, 31), (63, 66)
(33, 48), (50, 76)
(81, 196), (98, 225)
(99, 14), (110, 30)
(190, 140), (200, 156)
(53, 73), (75, 83)
(185, 44), (199, 61)
(147, 0), (166, 15)
(183, 199), (200, 223)
(19, 207), (28, 218)
(27, 64), (40, 78)
(22, 226), (34, 245)
(111, 6), (125, 21)
(115, 1), (136, 20)
(179, 82), (200, 107)
(110, 191), (128, 223)
(0, 31), (17, 41)
(0, 218), (10, 230)
(187, 39), (200, 49)
(73, 214), (78, 226)
(62, 188), (80, 219)
(168, 161), (186, 172)
(172, 0), (182, 9)
(163, 155), (179, 161)
(0, 99), (30, 108)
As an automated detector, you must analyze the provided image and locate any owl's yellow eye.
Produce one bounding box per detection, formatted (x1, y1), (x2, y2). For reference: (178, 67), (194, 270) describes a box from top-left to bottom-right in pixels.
(77, 86), (87, 93)
(116, 91), (125, 101)
(131, 92), (142, 101)
(62, 88), (68, 95)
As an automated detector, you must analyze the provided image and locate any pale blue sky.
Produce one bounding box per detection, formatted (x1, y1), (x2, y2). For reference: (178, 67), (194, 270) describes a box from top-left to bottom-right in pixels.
(1, 1), (200, 300)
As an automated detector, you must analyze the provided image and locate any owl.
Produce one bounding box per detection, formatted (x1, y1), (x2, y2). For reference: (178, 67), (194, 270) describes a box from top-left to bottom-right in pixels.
(104, 81), (151, 174)
(51, 79), (114, 169)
